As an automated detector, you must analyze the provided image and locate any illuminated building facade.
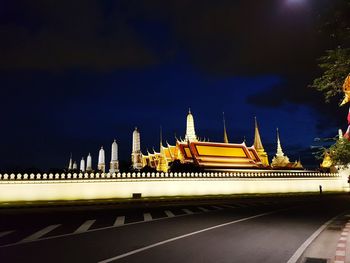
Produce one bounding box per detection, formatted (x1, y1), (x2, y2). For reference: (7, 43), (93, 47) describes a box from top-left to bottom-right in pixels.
(141, 110), (286, 172)
(65, 110), (303, 173)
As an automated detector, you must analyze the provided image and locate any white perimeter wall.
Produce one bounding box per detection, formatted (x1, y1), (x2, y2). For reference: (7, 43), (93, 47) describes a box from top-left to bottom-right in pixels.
(0, 176), (348, 202)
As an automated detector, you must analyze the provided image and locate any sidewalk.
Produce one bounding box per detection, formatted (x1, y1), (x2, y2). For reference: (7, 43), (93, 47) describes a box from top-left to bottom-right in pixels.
(298, 214), (350, 263)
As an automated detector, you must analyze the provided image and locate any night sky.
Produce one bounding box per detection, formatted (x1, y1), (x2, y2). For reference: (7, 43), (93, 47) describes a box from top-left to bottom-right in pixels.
(0, 0), (348, 171)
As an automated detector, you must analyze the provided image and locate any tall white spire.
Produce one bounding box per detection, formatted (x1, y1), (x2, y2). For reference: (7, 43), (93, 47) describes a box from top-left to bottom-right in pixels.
(86, 153), (92, 172)
(133, 127), (141, 152)
(276, 128), (285, 158)
(110, 139), (119, 173)
(68, 153), (73, 171)
(131, 127), (143, 170)
(80, 157), (85, 172)
(271, 128), (290, 168)
(185, 108), (197, 142)
(98, 146), (106, 173)
(72, 161), (78, 170)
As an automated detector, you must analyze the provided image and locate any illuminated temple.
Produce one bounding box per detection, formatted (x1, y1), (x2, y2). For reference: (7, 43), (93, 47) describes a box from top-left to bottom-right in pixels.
(138, 110), (304, 172)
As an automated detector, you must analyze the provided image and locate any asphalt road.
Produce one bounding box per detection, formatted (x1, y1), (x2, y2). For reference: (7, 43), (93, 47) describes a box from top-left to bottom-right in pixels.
(0, 194), (349, 263)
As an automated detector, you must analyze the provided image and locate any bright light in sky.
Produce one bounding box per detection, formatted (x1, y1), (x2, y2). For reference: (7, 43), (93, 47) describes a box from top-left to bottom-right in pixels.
(286, 0), (305, 4)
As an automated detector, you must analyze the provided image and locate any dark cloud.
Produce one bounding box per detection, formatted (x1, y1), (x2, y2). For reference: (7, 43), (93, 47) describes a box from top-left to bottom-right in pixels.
(245, 74), (349, 133)
(0, 0), (340, 73)
(0, 0), (156, 71)
(130, 0), (336, 75)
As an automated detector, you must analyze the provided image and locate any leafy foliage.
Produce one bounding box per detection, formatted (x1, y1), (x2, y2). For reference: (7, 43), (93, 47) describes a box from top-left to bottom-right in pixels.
(311, 48), (350, 103)
(329, 138), (350, 166)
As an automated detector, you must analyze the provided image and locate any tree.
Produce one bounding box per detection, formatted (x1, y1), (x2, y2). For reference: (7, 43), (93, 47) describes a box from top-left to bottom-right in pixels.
(329, 138), (350, 167)
(311, 48), (350, 103)
(311, 0), (350, 102)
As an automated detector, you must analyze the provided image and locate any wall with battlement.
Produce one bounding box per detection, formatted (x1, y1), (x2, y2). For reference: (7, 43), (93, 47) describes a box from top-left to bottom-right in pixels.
(0, 171), (348, 202)
(0, 171), (342, 181)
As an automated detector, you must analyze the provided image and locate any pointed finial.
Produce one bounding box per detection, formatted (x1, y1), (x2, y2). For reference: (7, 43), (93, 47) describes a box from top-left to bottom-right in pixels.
(223, 112), (229, 143)
(188, 108), (191, 114)
(160, 125), (163, 148)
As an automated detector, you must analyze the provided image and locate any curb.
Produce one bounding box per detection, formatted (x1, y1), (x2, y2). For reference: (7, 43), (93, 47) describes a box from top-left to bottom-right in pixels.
(334, 219), (350, 263)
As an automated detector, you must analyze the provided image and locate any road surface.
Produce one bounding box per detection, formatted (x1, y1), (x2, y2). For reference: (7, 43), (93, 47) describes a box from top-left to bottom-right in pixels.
(0, 194), (348, 263)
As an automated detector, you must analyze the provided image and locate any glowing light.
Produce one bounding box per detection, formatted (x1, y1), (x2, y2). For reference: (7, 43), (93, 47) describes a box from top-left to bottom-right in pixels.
(0, 171), (346, 202)
(286, 0), (305, 4)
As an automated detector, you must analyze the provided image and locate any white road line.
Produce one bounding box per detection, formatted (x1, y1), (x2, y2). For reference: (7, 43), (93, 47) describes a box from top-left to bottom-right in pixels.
(74, 220), (96, 234)
(235, 203), (248, 207)
(220, 204), (235, 209)
(286, 215), (339, 263)
(211, 206), (223, 210)
(98, 211), (277, 263)
(0, 230), (14, 238)
(197, 207), (210, 212)
(182, 208), (194, 214)
(143, 213), (153, 221)
(114, 216), (125, 227)
(164, 210), (175, 217)
(20, 224), (61, 243)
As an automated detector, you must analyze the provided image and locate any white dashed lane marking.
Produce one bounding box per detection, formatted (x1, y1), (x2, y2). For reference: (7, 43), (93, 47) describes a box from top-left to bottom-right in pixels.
(211, 205), (223, 210)
(164, 210), (175, 217)
(20, 224), (61, 243)
(197, 207), (210, 212)
(143, 213), (153, 221)
(74, 220), (96, 234)
(0, 230), (14, 238)
(220, 204), (236, 209)
(113, 216), (125, 227)
(182, 209), (194, 214)
(0, 201), (276, 247)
